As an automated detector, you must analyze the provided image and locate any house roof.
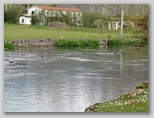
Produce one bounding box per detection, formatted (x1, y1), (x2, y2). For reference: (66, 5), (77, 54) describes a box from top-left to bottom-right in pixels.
(111, 17), (120, 21)
(34, 5), (82, 12)
(20, 14), (31, 17)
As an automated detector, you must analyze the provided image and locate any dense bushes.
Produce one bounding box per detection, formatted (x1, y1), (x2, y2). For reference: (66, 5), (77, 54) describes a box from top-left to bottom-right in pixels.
(54, 39), (99, 48)
(4, 5), (27, 23)
(82, 12), (109, 28)
(108, 38), (140, 46)
(4, 42), (14, 50)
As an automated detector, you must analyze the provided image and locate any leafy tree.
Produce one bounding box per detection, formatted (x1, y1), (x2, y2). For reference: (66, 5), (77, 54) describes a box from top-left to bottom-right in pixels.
(82, 12), (109, 28)
(4, 4), (27, 23)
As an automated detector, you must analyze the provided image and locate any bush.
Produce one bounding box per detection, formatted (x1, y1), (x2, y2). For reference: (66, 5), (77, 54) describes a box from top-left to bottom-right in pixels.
(4, 42), (14, 50)
(108, 38), (140, 46)
(54, 39), (99, 48)
(82, 12), (109, 28)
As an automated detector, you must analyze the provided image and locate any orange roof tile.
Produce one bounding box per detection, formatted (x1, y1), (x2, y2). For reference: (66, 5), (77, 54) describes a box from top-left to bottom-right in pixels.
(35, 5), (82, 12)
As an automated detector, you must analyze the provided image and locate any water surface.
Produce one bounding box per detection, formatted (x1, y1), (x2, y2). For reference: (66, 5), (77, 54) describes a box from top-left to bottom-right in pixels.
(4, 46), (148, 112)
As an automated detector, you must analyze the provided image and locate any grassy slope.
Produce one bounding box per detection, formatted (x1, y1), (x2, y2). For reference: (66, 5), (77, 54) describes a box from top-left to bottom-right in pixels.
(85, 81), (148, 112)
(4, 23), (134, 40)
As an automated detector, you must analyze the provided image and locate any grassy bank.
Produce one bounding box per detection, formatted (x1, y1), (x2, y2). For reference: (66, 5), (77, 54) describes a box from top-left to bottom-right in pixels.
(85, 81), (148, 112)
(4, 23), (136, 40)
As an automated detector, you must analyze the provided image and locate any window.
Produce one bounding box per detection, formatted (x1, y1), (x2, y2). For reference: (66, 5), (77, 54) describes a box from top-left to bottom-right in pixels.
(22, 19), (24, 23)
(32, 11), (34, 15)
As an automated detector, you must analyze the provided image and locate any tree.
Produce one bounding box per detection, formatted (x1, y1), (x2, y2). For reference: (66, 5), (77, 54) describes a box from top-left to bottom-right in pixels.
(120, 4), (124, 39)
(4, 4), (27, 23)
(106, 4), (124, 39)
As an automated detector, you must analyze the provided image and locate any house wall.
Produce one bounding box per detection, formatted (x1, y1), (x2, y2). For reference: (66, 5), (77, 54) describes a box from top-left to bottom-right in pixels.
(27, 6), (42, 16)
(108, 21), (120, 30)
(19, 16), (31, 25)
(27, 6), (82, 26)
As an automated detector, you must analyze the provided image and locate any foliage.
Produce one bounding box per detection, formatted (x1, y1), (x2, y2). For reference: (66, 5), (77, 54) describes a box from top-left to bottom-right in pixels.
(31, 15), (38, 25)
(4, 4), (27, 23)
(108, 38), (140, 46)
(82, 12), (109, 28)
(31, 10), (81, 26)
(4, 42), (14, 50)
(131, 14), (148, 45)
(133, 14), (148, 32)
(54, 39), (99, 48)
(4, 10), (17, 23)
(136, 81), (148, 89)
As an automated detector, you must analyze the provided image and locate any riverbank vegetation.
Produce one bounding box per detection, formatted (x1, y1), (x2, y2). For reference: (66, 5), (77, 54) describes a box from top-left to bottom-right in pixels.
(54, 39), (99, 48)
(4, 22), (147, 48)
(4, 42), (14, 50)
(85, 81), (148, 112)
(108, 38), (140, 46)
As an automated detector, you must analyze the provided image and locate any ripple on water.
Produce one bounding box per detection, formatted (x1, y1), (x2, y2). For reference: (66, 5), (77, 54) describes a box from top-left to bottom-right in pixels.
(67, 57), (97, 62)
(4, 47), (148, 112)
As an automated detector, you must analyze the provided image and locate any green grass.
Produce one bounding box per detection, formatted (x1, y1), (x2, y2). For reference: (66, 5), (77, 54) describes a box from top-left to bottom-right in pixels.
(4, 23), (135, 40)
(85, 81), (148, 112)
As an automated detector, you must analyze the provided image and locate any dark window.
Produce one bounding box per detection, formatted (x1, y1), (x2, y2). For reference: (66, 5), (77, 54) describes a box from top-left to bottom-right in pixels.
(32, 11), (34, 15)
(22, 19), (24, 23)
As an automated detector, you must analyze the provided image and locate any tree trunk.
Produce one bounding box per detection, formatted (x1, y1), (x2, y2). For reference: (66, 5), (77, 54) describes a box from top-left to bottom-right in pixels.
(120, 4), (124, 39)
(5, 4), (7, 11)
(142, 4), (145, 14)
(89, 4), (92, 13)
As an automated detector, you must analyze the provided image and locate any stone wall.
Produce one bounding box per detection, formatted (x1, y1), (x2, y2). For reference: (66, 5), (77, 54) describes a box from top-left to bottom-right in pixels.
(4, 39), (108, 47)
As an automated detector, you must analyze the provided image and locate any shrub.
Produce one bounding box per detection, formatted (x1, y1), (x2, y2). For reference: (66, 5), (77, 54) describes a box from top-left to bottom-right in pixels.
(54, 39), (99, 48)
(4, 42), (14, 50)
(108, 38), (140, 46)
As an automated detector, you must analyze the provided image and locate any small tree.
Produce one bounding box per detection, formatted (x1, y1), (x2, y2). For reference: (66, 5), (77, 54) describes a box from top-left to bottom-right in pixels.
(4, 4), (26, 23)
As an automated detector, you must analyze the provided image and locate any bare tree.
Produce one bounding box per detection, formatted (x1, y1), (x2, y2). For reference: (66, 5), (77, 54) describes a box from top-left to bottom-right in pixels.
(120, 4), (124, 39)
(105, 4), (124, 38)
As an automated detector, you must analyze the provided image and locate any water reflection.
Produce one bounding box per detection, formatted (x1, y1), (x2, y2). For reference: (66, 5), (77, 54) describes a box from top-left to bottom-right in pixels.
(4, 46), (148, 112)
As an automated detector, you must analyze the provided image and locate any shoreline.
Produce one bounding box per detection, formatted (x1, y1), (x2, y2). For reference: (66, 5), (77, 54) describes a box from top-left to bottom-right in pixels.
(4, 39), (108, 47)
(85, 81), (148, 112)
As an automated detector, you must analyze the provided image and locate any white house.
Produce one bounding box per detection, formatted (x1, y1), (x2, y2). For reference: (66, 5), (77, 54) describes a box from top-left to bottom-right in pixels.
(19, 5), (82, 26)
(19, 14), (31, 25)
(108, 18), (120, 30)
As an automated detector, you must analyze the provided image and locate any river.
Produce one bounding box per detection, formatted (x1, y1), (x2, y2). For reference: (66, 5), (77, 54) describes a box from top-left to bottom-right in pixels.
(4, 46), (148, 112)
